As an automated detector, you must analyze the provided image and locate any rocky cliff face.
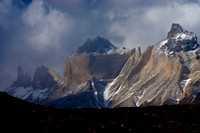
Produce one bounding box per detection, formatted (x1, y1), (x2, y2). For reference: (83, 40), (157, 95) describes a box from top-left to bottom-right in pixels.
(63, 52), (131, 88)
(167, 23), (184, 39)
(63, 37), (128, 88)
(45, 37), (133, 108)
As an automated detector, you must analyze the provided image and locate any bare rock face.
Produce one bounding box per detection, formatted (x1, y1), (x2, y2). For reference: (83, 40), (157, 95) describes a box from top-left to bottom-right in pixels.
(167, 23), (183, 39)
(48, 68), (61, 83)
(64, 55), (91, 88)
(64, 53), (131, 87)
(63, 37), (132, 89)
(11, 66), (31, 88)
(46, 37), (133, 108)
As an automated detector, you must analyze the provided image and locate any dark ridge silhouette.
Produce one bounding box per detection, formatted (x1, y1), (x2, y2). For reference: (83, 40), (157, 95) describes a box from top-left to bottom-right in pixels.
(1, 92), (200, 132)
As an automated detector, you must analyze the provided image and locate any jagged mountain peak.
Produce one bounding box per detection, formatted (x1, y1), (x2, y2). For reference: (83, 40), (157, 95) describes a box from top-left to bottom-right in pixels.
(11, 66), (31, 88)
(10, 65), (60, 89)
(76, 36), (117, 54)
(167, 23), (184, 39)
(156, 23), (199, 55)
(32, 65), (60, 89)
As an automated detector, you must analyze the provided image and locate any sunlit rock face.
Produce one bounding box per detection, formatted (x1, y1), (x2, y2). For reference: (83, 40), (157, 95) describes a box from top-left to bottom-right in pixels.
(48, 36), (133, 108)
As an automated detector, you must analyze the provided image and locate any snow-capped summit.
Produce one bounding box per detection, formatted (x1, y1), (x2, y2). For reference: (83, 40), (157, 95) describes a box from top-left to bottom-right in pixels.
(76, 36), (117, 54)
(156, 23), (199, 55)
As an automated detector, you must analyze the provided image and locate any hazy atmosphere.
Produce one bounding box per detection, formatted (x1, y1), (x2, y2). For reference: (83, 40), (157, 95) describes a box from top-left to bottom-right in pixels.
(1, 0), (200, 90)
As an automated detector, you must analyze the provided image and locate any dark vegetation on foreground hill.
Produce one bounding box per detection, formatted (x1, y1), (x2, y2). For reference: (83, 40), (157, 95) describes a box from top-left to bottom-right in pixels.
(0, 92), (200, 132)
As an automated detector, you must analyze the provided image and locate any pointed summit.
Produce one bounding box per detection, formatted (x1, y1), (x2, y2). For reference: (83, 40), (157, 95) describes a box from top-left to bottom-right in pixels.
(158, 23), (199, 53)
(11, 66), (31, 88)
(76, 36), (117, 54)
(167, 23), (183, 39)
(32, 65), (59, 89)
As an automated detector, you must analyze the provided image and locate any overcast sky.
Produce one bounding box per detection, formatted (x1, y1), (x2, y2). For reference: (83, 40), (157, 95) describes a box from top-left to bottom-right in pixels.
(1, 0), (200, 90)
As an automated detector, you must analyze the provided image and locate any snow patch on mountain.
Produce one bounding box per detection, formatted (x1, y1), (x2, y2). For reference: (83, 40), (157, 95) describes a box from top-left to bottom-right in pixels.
(173, 32), (196, 41)
(5, 87), (32, 99)
(180, 78), (191, 92)
(5, 86), (55, 103)
(104, 74), (124, 107)
(155, 31), (199, 56)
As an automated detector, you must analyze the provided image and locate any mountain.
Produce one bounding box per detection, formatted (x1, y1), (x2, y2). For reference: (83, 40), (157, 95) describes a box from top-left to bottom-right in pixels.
(4, 23), (200, 108)
(44, 37), (133, 108)
(5, 36), (133, 108)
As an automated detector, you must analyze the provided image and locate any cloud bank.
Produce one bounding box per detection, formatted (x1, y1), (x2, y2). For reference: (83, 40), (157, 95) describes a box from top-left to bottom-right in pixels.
(1, 0), (200, 90)
(23, 1), (73, 51)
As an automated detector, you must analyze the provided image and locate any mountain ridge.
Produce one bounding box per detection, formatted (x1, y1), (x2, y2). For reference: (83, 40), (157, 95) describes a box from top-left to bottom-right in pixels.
(4, 23), (200, 109)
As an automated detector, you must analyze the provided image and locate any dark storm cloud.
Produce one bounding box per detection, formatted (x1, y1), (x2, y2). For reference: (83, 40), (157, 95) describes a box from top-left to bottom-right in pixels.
(1, 0), (200, 90)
